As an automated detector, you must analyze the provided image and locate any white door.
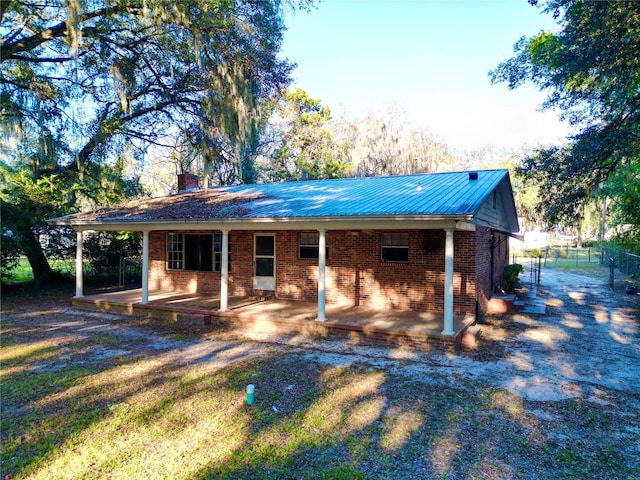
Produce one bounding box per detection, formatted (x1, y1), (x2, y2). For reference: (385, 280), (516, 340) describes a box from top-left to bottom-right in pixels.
(254, 234), (275, 291)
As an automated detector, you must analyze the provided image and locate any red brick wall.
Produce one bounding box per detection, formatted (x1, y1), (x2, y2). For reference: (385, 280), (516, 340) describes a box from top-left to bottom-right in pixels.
(148, 229), (483, 315)
(474, 227), (511, 320)
(475, 227), (492, 320)
(149, 231), (222, 294)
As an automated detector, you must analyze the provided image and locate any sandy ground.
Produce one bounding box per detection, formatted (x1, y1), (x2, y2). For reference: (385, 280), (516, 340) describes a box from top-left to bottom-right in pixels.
(7, 267), (638, 408)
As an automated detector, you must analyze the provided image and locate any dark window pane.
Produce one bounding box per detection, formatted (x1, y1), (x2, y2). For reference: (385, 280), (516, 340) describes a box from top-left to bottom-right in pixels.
(199, 234), (213, 271)
(382, 247), (409, 262)
(382, 232), (408, 246)
(255, 235), (274, 256)
(255, 258), (274, 277)
(184, 234), (213, 271)
(214, 252), (221, 272)
(185, 234), (199, 270)
(167, 233), (184, 270)
(300, 246), (319, 259)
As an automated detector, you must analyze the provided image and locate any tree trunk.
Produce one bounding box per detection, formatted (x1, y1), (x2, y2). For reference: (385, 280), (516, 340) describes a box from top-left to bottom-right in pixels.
(19, 224), (54, 286)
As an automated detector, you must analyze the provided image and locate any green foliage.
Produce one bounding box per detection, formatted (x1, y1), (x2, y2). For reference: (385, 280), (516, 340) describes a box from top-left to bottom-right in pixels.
(491, 1), (640, 239)
(502, 264), (523, 292)
(84, 232), (141, 279)
(1, 0), (314, 282)
(1, 0), (304, 182)
(1, 230), (21, 279)
(263, 88), (351, 181)
(601, 161), (640, 240)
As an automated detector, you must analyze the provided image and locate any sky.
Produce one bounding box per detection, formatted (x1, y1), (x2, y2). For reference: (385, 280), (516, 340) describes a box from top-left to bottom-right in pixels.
(280, 0), (572, 152)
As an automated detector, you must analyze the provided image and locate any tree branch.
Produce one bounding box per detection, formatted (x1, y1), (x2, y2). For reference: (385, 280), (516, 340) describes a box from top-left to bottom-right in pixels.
(1, 5), (142, 63)
(8, 54), (73, 63)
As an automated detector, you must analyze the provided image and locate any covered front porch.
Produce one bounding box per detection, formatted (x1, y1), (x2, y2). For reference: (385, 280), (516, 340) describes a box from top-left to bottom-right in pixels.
(72, 288), (478, 350)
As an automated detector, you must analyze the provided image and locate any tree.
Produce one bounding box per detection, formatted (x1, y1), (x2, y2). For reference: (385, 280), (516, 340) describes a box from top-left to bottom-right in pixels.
(490, 0), (640, 234)
(1, 0), (308, 283)
(346, 107), (456, 177)
(260, 88), (351, 181)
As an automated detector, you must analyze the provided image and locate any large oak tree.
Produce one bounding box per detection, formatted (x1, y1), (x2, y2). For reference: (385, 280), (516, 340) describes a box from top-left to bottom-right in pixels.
(491, 0), (640, 237)
(1, 0), (309, 284)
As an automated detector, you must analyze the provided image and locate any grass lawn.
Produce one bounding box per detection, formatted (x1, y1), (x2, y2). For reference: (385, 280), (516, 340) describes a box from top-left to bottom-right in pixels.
(2, 257), (76, 285)
(3, 257), (34, 283)
(3, 332), (632, 480)
(1, 277), (638, 479)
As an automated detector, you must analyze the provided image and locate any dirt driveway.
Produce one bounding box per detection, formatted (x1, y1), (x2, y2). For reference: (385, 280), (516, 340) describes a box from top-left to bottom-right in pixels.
(4, 267), (639, 404)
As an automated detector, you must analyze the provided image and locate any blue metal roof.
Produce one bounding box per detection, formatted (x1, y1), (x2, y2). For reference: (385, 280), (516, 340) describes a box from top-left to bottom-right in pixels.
(49, 169), (517, 229)
(217, 169), (508, 218)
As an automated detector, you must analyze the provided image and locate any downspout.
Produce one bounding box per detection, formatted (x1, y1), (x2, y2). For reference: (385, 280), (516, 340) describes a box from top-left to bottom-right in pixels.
(490, 230), (495, 294)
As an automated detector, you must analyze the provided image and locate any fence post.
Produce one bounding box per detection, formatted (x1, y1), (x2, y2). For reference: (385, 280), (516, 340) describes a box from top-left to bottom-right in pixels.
(118, 257), (123, 288)
(537, 256), (541, 285)
(609, 257), (615, 290)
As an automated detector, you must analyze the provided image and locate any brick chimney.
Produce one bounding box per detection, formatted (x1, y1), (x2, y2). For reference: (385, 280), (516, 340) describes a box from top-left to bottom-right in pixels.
(177, 173), (199, 193)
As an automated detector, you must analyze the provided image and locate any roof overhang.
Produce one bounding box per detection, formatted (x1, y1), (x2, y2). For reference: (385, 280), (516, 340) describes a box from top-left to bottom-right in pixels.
(48, 215), (476, 232)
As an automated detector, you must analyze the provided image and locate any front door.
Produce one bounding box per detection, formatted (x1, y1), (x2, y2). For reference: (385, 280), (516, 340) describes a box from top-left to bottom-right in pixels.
(254, 234), (275, 291)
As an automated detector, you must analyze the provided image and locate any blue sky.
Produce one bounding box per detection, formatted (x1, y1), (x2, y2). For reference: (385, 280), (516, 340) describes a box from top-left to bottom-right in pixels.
(280, 0), (571, 152)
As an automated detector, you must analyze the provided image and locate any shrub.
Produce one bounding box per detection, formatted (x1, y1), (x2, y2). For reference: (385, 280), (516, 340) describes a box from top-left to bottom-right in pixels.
(523, 248), (544, 258)
(502, 264), (523, 292)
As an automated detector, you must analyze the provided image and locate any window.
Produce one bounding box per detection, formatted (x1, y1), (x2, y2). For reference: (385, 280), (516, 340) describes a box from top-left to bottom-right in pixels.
(299, 232), (328, 259)
(185, 234), (212, 271)
(213, 233), (231, 272)
(167, 233), (230, 272)
(167, 233), (183, 270)
(381, 232), (409, 262)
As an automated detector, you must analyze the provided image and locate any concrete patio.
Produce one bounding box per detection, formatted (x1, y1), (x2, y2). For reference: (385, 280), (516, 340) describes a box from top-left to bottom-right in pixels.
(72, 288), (478, 350)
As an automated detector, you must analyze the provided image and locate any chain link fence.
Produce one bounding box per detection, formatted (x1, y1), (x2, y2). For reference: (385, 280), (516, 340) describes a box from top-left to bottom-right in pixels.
(512, 245), (639, 293)
(603, 245), (640, 293)
(82, 255), (142, 289)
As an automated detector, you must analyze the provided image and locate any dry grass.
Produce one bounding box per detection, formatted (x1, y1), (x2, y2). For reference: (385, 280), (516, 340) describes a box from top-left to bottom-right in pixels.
(1, 282), (638, 479)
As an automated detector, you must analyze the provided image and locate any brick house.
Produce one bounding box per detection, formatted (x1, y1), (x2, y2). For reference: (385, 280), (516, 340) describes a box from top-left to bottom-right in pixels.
(49, 169), (519, 335)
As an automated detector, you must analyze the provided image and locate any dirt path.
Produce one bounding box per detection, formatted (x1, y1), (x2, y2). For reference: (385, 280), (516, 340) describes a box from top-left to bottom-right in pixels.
(4, 267), (639, 406)
(3, 267), (640, 479)
(291, 267), (640, 403)
(467, 267), (639, 401)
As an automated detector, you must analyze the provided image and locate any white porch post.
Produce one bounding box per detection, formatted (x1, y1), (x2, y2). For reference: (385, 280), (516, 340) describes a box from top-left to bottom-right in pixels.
(219, 229), (229, 312)
(75, 229), (84, 298)
(141, 230), (149, 304)
(316, 228), (327, 321)
(442, 228), (455, 335)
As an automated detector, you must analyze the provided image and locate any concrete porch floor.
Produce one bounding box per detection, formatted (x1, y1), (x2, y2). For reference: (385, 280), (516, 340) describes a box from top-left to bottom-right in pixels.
(73, 288), (477, 349)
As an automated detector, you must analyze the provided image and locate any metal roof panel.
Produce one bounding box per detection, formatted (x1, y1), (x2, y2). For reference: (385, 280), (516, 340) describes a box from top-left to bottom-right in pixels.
(48, 169), (514, 226)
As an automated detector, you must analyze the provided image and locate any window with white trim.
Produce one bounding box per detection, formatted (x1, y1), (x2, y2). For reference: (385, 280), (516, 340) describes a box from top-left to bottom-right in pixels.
(299, 232), (328, 259)
(213, 233), (231, 272)
(381, 232), (409, 262)
(167, 233), (230, 272)
(167, 233), (183, 270)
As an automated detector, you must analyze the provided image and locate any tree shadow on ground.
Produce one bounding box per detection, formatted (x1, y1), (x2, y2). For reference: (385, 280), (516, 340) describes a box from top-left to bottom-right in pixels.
(1, 283), (639, 479)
